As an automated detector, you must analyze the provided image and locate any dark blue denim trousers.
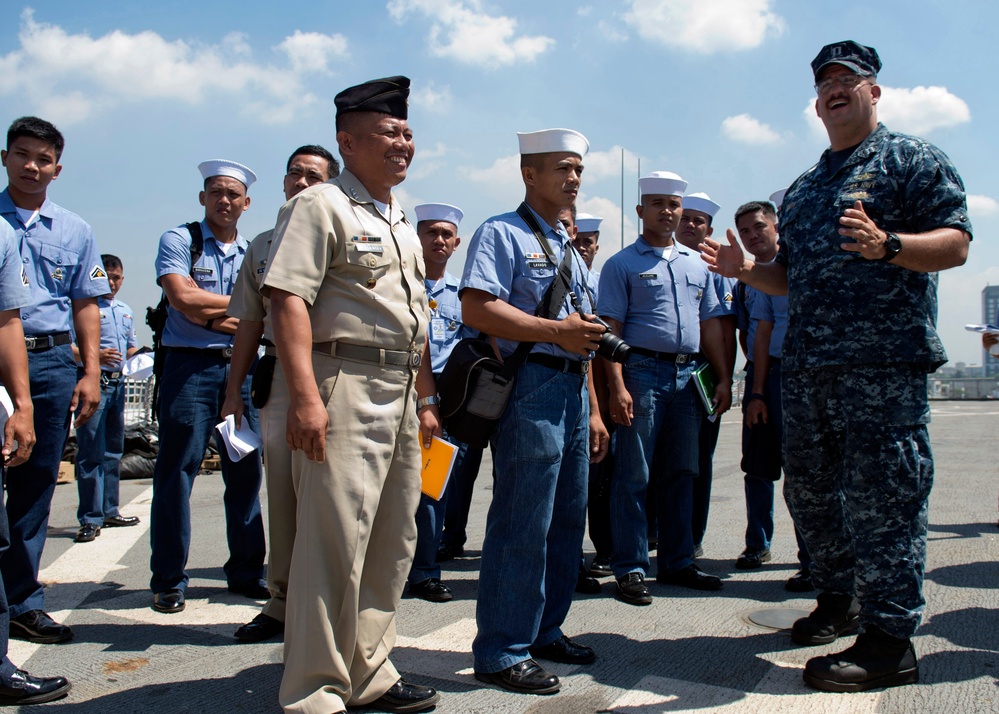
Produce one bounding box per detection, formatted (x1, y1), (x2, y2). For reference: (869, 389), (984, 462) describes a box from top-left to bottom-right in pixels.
(149, 350), (265, 594)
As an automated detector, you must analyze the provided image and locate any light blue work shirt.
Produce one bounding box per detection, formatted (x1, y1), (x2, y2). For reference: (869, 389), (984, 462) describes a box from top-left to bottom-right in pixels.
(426, 271), (468, 374)
(0, 188), (110, 335)
(460, 204), (594, 361)
(583, 268), (600, 308)
(711, 273), (736, 318)
(751, 292), (789, 359)
(734, 282), (760, 359)
(597, 236), (723, 353)
(0, 221), (31, 311)
(98, 297), (138, 371)
(154, 220), (245, 349)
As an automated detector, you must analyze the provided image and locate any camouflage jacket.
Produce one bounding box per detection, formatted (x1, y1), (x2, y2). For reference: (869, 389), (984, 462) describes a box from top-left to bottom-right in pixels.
(777, 123), (971, 372)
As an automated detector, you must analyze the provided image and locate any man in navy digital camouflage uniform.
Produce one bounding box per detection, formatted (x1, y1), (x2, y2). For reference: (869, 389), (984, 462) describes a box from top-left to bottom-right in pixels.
(704, 40), (971, 692)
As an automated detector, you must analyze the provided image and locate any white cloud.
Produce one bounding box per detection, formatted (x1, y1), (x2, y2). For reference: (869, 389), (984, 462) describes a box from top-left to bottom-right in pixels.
(721, 113), (781, 145)
(277, 30), (349, 73)
(411, 81), (453, 113)
(623, 0), (785, 53)
(387, 0), (554, 67)
(577, 194), (639, 267)
(803, 84), (972, 140)
(968, 195), (998, 217)
(877, 85), (971, 136)
(0, 9), (348, 125)
(462, 153), (524, 206)
(584, 145), (640, 181)
(406, 142), (449, 180)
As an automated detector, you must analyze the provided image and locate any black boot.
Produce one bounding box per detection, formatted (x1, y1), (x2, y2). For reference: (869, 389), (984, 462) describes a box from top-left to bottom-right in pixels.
(791, 592), (861, 645)
(803, 625), (918, 692)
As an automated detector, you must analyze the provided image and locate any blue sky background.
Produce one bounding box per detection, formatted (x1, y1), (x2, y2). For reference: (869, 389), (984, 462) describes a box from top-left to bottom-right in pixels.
(2, 0), (995, 364)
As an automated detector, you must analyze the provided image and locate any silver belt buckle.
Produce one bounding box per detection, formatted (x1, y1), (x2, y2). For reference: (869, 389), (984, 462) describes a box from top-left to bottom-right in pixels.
(25, 336), (37, 350)
(409, 351), (422, 368)
(222, 347), (234, 359)
(581, 361), (590, 375)
(676, 353), (690, 365)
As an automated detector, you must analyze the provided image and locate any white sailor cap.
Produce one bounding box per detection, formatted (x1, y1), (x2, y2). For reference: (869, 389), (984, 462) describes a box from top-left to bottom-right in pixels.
(682, 192), (721, 218)
(517, 128), (589, 157)
(414, 203), (463, 226)
(198, 159), (257, 189)
(769, 188), (788, 209)
(575, 213), (603, 233)
(639, 171), (687, 198)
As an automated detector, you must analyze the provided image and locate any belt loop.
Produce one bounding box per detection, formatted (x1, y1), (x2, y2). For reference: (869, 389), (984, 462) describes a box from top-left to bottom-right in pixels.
(378, 348), (386, 367)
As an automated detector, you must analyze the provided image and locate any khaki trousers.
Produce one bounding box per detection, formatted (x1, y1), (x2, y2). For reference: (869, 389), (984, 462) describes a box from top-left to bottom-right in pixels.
(259, 361), (293, 622)
(279, 354), (421, 714)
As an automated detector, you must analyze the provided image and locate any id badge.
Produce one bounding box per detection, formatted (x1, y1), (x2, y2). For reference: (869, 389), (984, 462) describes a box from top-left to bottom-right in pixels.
(431, 318), (446, 341)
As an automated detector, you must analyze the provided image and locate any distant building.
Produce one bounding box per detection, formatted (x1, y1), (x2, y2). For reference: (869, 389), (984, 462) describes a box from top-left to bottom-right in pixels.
(983, 286), (999, 377)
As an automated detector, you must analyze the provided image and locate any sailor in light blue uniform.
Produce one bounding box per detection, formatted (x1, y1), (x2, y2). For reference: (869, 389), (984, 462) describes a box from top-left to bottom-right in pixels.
(599, 172), (732, 606)
(72, 254), (140, 543)
(149, 159), (265, 615)
(407, 203), (484, 603)
(2, 116), (109, 645)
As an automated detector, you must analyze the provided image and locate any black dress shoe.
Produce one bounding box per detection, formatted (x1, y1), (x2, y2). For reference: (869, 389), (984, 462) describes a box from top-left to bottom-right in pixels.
(616, 572), (653, 605)
(227, 580), (271, 600)
(575, 573), (601, 595)
(73, 523), (101, 543)
(408, 578), (453, 603)
(530, 635), (596, 665)
(0, 669), (71, 705)
(474, 659), (560, 695)
(9, 610), (73, 644)
(656, 563), (723, 591)
(234, 613), (284, 643)
(804, 626), (918, 692)
(435, 541), (464, 562)
(103, 514), (140, 527)
(152, 589), (186, 614)
(785, 569), (815, 593)
(735, 547), (772, 570)
(367, 678), (440, 713)
(588, 557), (612, 577)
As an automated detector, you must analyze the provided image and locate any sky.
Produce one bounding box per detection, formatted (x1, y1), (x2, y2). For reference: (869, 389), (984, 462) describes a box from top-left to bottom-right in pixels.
(1, 0), (996, 364)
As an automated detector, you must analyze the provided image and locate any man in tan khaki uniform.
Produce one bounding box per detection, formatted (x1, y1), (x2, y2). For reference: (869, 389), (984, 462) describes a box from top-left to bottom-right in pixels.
(223, 145), (339, 644)
(262, 76), (441, 714)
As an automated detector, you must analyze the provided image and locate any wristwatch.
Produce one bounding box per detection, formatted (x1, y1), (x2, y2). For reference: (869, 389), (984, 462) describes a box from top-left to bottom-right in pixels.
(416, 395), (440, 412)
(880, 232), (902, 262)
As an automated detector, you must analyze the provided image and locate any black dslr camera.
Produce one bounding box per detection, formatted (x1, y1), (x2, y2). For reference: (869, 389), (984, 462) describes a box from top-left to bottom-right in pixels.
(590, 316), (631, 363)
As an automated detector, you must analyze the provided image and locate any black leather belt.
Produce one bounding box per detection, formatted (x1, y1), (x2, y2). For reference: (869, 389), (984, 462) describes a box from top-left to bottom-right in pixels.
(25, 332), (71, 352)
(165, 346), (234, 360)
(526, 353), (589, 375)
(103, 371), (123, 380)
(313, 341), (421, 369)
(630, 347), (701, 365)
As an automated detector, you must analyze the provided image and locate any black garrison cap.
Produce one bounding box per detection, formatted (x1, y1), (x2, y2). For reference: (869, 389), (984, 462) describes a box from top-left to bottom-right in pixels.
(811, 41), (882, 80)
(334, 76), (411, 121)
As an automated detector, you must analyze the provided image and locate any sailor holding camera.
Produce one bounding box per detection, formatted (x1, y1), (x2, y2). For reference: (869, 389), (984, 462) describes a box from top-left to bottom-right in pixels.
(460, 128), (608, 696)
(598, 172), (732, 606)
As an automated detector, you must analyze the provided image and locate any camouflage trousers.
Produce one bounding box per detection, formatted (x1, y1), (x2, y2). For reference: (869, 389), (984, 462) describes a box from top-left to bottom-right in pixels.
(782, 364), (933, 639)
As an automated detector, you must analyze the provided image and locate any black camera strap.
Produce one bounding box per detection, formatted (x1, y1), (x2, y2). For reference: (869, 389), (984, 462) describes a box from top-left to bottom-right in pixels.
(516, 203), (581, 319)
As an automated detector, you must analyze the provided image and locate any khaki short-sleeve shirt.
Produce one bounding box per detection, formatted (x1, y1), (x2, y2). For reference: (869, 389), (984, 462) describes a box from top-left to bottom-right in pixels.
(261, 170), (427, 352)
(227, 228), (272, 335)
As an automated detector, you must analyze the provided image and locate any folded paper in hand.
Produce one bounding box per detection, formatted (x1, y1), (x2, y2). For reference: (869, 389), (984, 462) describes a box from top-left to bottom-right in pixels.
(214, 414), (262, 462)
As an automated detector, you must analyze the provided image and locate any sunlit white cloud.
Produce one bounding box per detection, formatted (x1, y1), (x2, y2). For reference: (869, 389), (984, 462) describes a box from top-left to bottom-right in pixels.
(721, 113), (781, 145)
(624, 0), (784, 53)
(803, 84), (971, 139)
(0, 9), (348, 125)
(411, 81), (454, 113)
(386, 0), (554, 67)
(968, 194), (998, 218)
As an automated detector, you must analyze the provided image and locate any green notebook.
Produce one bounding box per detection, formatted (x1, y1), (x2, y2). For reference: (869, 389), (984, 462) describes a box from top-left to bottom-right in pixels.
(692, 361), (717, 416)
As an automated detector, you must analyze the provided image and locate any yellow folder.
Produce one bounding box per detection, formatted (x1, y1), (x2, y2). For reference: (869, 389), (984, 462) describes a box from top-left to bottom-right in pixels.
(420, 435), (459, 501)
